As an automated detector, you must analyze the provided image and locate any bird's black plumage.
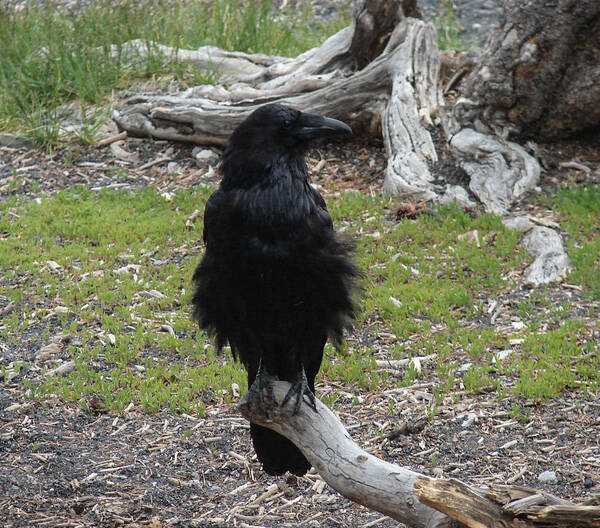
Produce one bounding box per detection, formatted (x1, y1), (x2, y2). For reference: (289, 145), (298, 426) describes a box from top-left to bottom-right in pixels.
(192, 103), (360, 476)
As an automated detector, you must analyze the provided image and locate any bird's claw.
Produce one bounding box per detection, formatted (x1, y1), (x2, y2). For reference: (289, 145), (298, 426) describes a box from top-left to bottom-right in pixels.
(282, 366), (318, 415)
(249, 358), (275, 418)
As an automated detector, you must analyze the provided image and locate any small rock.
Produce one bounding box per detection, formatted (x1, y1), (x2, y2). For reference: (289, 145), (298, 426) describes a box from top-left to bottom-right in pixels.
(462, 412), (478, 428)
(193, 148), (219, 165)
(432, 467), (444, 478)
(167, 162), (180, 174)
(502, 216), (534, 232)
(538, 470), (557, 483)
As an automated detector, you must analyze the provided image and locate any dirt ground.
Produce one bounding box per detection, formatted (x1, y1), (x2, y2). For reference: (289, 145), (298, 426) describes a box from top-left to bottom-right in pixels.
(1, 126), (600, 528)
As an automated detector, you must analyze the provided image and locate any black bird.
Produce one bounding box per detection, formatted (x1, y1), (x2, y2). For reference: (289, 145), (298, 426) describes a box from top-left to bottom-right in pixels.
(192, 103), (360, 476)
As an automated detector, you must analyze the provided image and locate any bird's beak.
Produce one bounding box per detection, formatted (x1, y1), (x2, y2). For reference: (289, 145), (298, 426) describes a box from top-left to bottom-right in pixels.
(294, 112), (352, 141)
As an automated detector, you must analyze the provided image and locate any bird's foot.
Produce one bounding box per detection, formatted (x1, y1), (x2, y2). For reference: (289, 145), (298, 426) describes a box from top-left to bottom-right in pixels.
(249, 358), (276, 418)
(282, 366), (317, 415)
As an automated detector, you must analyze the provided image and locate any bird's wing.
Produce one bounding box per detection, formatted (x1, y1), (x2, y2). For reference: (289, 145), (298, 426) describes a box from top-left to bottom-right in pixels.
(309, 185), (334, 231)
(202, 190), (225, 245)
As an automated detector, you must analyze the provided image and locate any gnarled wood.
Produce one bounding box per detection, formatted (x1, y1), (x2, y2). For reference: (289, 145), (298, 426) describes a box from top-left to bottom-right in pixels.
(111, 0), (586, 287)
(442, 0), (600, 224)
(457, 0), (600, 140)
(437, 0), (598, 291)
(239, 379), (600, 528)
(113, 0), (444, 203)
(413, 477), (520, 528)
(238, 379), (454, 528)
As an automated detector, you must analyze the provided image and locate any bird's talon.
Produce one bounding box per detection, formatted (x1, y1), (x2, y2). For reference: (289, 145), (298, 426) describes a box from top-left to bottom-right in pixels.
(282, 365), (318, 415)
(251, 357), (275, 417)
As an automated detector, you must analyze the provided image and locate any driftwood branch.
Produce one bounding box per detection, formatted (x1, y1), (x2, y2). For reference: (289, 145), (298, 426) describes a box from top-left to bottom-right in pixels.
(112, 0), (452, 204)
(239, 379), (453, 528)
(239, 380), (600, 528)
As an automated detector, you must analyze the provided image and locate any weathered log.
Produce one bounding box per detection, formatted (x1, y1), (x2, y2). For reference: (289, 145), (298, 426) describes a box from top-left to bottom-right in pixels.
(112, 0), (449, 203)
(238, 378), (454, 528)
(239, 379), (600, 528)
(111, 0), (581, 286)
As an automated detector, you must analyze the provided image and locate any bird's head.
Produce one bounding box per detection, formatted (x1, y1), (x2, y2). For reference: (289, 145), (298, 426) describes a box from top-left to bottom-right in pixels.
(220, 104), (352, 188)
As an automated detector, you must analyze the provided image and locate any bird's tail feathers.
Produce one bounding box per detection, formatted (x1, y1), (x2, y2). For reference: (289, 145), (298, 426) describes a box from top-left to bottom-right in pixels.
(250, 423), (311, 476)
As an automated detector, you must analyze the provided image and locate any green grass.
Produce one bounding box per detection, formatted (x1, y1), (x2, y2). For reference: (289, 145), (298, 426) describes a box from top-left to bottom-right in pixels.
(432, 0), (472, 51)
(0, 0), (349, 146)
(509, 319), (599, 399)
(539, 184), (600, 299)
(1, 185), (246, 414)
(2, 185), (598, 414)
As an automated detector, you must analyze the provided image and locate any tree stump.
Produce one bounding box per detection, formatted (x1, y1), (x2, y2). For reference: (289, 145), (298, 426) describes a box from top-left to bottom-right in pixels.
(455, 0), (600, 140)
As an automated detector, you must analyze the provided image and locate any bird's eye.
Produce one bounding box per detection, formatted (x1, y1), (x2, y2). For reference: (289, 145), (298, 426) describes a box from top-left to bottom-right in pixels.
(283, 119), (292, 128)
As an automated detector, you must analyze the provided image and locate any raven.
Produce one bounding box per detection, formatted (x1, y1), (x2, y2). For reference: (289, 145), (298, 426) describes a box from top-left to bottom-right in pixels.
(192, 103), (360, 476)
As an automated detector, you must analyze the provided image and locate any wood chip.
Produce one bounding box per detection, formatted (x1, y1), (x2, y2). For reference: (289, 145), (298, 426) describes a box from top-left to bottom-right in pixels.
(45, 361), (76, 377)
(96, 131), (127, 147)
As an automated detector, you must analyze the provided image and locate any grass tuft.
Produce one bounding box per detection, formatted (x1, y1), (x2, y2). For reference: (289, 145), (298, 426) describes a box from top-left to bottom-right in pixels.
(0, 0), (349, 145)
